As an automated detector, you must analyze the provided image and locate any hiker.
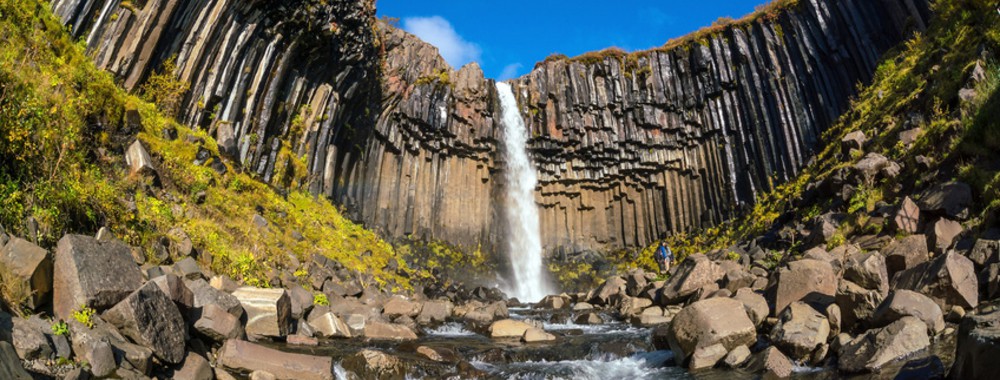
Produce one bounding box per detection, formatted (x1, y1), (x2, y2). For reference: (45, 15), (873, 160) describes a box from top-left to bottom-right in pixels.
(655, 242), (670, 273)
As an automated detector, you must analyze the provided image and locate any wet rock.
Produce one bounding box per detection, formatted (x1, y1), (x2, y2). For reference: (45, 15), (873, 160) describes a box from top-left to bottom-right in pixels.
(414, 346), (460, 363)
(843, 252), (890, 297)
(538, 295), (569, 309)
(896, 356), (946, 380)
(667, 297), (756, 365)
(125, 140), (155, 176)
(950, 309), (1000, 379)
(884, 235), (930, 279)
(308, 312), (351, 338)
(173, 352), (213, 380)
(894, 197), (921, 234)
(872, 290), (944, 334)
(893, 251), (978, 309)
(770, 302), (830, 361)
(773, 259), (838, 315)
(574, 312), (605, 325)
(522, 328), (556, 343)
(838, 316), (930, 373)
(342, 349), (404, 380)
(747, 346), (793, 378)
(103, 282), (187, 364)
(689, 342), (727, 370)
(927, 218), (963, 253)
(657, 254), (724, 305)
(382, 296), (423, 318)
(194, 303), (244, 342)
(232, 287), (291, 338)
(917, 182), (972, 220)
(0, 238), (52, 310)
(489, 319), (534, 338)
(588, 276), (627, 306)
(732, 288), (769, 327)
(572, 302), (594, 311)
(218, 339), (334, 380)
(722, 344), (751, 368)
(363, 321), (417, 341)
(416, 300), (452, 324)
(53, 234), (143, 319)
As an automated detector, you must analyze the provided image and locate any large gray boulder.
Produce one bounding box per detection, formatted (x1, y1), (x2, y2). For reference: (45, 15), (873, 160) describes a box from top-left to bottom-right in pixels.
(382, 296), (423, 318)
(588, 276), (627, 306)
(836, 280), (884, 331)
(53, 234), (143, 319)
(667, 297), (756, 365)
(770, 302), (830, 361)
(892, 251), (978, 310)
(218, 339), (334, 380)
(732, 288), (769, 327)
(871, 290), (944, 335)
(307, 312), (351, 338)
(232, 287), (291, 339)
(187, 278), (244, 318)
(0, 238), (52, 310)
(917, 182), (972, 220)
(0, 342), (31, 379)
(927, 218), (963, 253)
(894, 197), (921, 234)
(363, 321), (417, 341)
(883, 235), (930, 279)
(194, 303), (244, 342)
(657, 254), (724, 305)
(103, 282), (187, 364)
(950, 309), (1000, 380)
(843, 252), (889, 297)
(772, 259), (838, 315)
(838, 316), (930, 373)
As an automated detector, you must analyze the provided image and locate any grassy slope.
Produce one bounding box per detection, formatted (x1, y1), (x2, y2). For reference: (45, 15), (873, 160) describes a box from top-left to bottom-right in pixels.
(0, 0), (413, 302)
(618, 0), (1000, 272)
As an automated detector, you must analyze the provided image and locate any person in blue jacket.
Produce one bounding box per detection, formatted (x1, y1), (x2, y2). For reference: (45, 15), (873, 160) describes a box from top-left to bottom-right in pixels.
(655, 242), (673, 273)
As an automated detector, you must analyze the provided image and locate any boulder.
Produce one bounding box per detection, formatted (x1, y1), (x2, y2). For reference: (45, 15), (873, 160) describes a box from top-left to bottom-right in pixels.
(667, 297), (756, 364)
(287, 284), (314, 320)
(416, 300), (452, 324)
(218, 339), (334, 380)
(950, 309), (1000, 379)
(770, 302), (830, 361)
(308, 312), (351, 338)
(85, 340), (117, 378)
(210, 275), (240, 293)
(773, 259), (838, 315)
(574, 312), (604, 325)
(572, 302), (594, 311)
(853, 153), (898, 185)
(194, 303), (244, 342)
(722, 345), (751, 368)
(149, 274), (194, 311)
(0, 238), (52, 309)
(872, 290), (944, 335)
(625, 270), (649, 297)
(689, 343), (727, 370)
(841, 130), (867, 154)
(187, 279), (244, 318)
(657, 254), (724, 305)
(174, 352), (214, 380)
(588, 276), (627, 306)
(216, 123), (238, 157)
(836, 280), (884, 330)
(173, 257), (203, 280)
(917, 182), (972, 220)
(843, 252), (890, 297)
(732, 288), (769, 327)
(232, 287), (291, 338)
(892, 251), (978, 309)
(927, 218), (963, 253)
(10, 318), (51, 360)
(414, 346), (460, 363)
(382, 297), (422, 318)
(838, 316), (930, 373)
(970, 237), (1000, 268)
(522, 328), (556, 343)
(125, 140), (155, 176)
(894, 197), (921, 234)
(103, 282), (187, 364)
(538, 295), (568, 309)
(747, 346), (793, 378)
(489, 319), (534, 338)
(363, 322), (417, 341)
(53, 234), (143, 319)
(883, 235), (930, 279)
(341, 349), (404, 380)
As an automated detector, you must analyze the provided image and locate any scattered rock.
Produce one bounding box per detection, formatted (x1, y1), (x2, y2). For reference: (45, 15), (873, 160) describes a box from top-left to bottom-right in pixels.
(841, 130), (867, 155)
(838, 316), (930, 373)
(927, 218), (963, 253)
(588, 276), (627, 306)
(174, 352), (214, 380)
(572, 302), (594, 311)
(414, 346), (460, 363)
(489, 319), (534, 338)
(0, 238), (52, 310)
(853, 153), (898, 184)
(173, 257), (203, 280)
(950, 309), (1000, 379)
(667, 297), (756, 365)
(722, 345), (751, 368)
(232, 287), (291, 339)
(522, 328), (556, 343)
(689, 343), (728, 371)
(770, 302), (830, 361)
(883, 235), (930, 279)
(218, 339), (334, 380)
(363, 322), (417, 341)
(341, 349), (405, 380)
(917, 182), (972, 220)
(871, 290), (944, 335)
(103, 282), (187, 364)
(194, 303), (244, 342)
(893, 251), (978, 310)
(416, 300), (452, 325)
(149, 273), (194, 311)
(773, 259), (838, 315)
(53, 234), (143, 319)
(85, 340), (116, 378)
(894, 197), (921, 234)
(538, 295), (568, 309)
(125, 140), (156, 176)
(308, 312), (352, 338)
(657, 254), (724, 305)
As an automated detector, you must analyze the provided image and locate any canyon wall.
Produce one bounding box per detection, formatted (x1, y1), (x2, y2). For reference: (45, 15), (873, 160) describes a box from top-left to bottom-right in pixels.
(52, 0), (931, 257)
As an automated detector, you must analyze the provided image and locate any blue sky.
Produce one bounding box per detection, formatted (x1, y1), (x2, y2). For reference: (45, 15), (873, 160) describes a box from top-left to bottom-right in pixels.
(376, 1), (767, 80)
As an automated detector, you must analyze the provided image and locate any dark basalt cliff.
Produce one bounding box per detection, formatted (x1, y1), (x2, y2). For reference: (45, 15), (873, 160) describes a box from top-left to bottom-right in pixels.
(52, 0), (931, 257)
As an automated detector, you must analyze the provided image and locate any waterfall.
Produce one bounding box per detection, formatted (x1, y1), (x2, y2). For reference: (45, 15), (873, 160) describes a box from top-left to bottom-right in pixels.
(496, 82), (552, 302)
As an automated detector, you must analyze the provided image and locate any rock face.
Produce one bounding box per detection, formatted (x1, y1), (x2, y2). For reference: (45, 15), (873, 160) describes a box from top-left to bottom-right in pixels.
(667, 297), (756, 364)
(103, 282), (187, 364)
(53, 234), (143, 319)
(50, 0), (930, 256)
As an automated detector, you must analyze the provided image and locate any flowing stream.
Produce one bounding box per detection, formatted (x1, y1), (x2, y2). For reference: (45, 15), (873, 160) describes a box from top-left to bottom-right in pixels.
(496, 82), (551, 302)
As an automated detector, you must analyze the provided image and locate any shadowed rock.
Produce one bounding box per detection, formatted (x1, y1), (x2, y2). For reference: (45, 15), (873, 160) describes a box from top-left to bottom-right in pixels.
(838, 316), (930, 373)
(872, 290), (944, 335)
(892, 251), (978, 310)
(772, 259), (837, 315)
(104, 282), (187, 364)
(0, 238), (52, 310)
(950, 309), (1000, 379)
(657, 255), (724, 305)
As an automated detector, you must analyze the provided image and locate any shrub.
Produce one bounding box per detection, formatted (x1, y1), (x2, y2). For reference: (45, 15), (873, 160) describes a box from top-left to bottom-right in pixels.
(141, 56), (189, 118)
(72, 306), (96, 328)
(0, 264), (31, 316)
(51, 320), (69, 336)
(313, 293), (329, 306)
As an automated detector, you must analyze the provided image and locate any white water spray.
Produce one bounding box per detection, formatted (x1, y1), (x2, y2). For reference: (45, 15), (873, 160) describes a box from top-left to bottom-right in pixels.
(496, 82), (552, 302)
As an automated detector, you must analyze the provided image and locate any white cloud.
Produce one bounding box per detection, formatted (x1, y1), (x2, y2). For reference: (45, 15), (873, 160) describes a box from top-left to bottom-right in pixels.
(403, 16), (481, 69)
(498, 63), (523, 81)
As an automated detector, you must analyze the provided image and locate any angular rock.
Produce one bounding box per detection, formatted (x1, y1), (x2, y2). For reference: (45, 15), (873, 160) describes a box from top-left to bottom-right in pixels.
(667, 297), (756, 364)
(341, 349), (404, 380)
(382, 297), (422, 318)
(689, 343), (727, 371)
(174, 352), (214, 380)
(625, 270), (649, 297)
(872, 290), (945, 335)
(232, 287), (291, 338)
(853, 153), (897, 184)
(538, 295), (568, 309)
(187, 279), (245, 319)
(843, 252), (890, 297)
(218, 339), (334, 380)
(917, 182), (972, 220)
(893, 251), (978, 309)
(748, 347), (793, 379)
(10, 318), (51, 360)
(836, 279), (884, 330)
(53, 234), (143, 319)
(574, 312), (604, 325)
(722, 344), (751, 368)
(125, 140), (156, 176)
(838, 316), (930, 373)
(416, 300), (452, 324)
(194, 303), (244, 342)
(363, 321), (417, 341)
(770, 302), (830, 361)
(210, 275), (240, 293)
(103, 282), (187, 364)
(414, 346), (460, 363)
(149, 274), (194, 311)
(950, 309), (1000, 379)
(522, 328), (556, 343)
(894, 197), (921, 234)
(883, 235), (930, 279)
(308, 312), (351, 338)
(217, 123), (237, 157)
(657, 254), (724, 305)
(85, 340), (117, 378)
(588, 276), (627, 306)
(0, 238), (52, 309)
(489, 319), (534, 338)
(841, 130), (867, 154)
(927, 218), (963, 253)
(287, 284), (314, 320)
(732, 288), (769, 327)
(773, 259), (838, 315)
(173, 257), (203, 280)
